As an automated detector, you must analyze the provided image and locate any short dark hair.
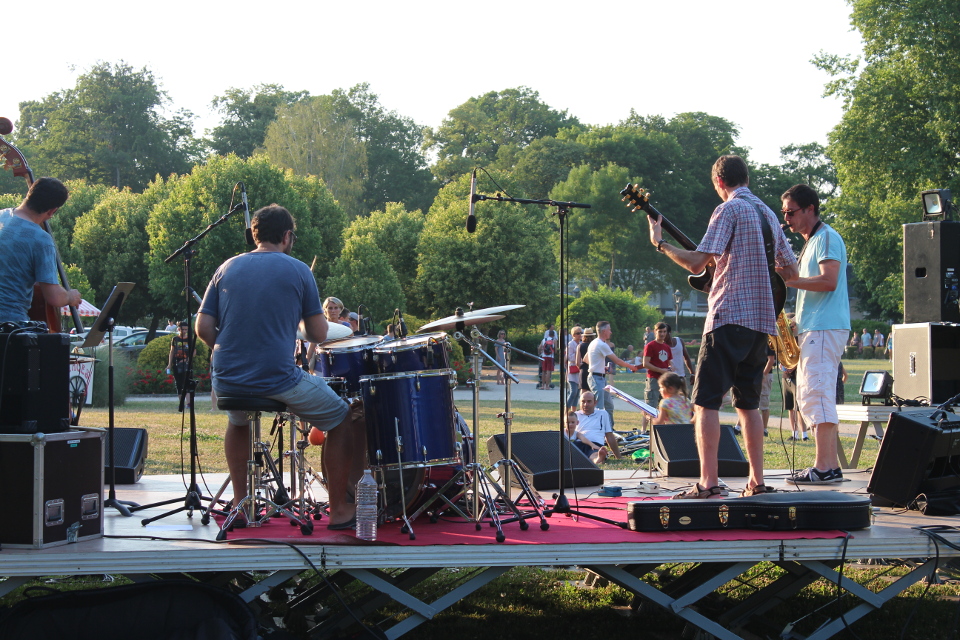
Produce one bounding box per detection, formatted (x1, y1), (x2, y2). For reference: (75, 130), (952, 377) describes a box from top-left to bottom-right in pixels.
(251, 204), (294, 245)
(655, 321), (669, 332)
(711, 155), (749, 188)
(24, 177), (69, 214)
(781, 184), (820, 216)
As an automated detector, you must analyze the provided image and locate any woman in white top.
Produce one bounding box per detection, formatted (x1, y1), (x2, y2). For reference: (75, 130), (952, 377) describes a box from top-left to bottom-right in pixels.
(667, 325), (694, 396)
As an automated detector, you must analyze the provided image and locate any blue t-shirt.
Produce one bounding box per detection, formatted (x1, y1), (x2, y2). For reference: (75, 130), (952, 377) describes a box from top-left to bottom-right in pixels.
(0, 208), (60, 323)
(200, 251), (323, 396)
(795, 222), (850, 333)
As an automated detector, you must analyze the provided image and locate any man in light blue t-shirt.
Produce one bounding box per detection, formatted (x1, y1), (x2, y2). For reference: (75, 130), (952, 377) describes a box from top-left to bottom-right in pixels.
(0, 177), (81, 323)
(780, 184), (850, 486)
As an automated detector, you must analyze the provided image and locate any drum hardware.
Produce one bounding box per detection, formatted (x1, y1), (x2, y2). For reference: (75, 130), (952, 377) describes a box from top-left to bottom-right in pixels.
(417, 305), (525, 333)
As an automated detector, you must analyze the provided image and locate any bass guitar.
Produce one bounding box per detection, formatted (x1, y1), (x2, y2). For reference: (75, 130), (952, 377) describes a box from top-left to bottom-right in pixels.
(0, 127), (84, 333)
(619, 183), (787, 314)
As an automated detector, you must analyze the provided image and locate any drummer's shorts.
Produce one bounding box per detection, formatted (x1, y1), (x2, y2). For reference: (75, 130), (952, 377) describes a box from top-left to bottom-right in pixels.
(222, 374), (349, 430)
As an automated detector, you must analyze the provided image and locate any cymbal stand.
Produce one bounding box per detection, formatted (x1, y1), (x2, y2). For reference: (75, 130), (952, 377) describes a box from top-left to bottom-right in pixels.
(473, 333), (549, 530)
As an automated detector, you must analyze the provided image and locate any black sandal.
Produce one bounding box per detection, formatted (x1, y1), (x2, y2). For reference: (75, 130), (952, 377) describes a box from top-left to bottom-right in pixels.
(740, 484), (776, 497)
(672, 483), (724, 500)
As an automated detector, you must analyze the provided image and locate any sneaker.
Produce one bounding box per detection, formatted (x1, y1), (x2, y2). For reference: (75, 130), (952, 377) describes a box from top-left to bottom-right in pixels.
(802, 436), (810, 441)
(787, 467), (843, 485)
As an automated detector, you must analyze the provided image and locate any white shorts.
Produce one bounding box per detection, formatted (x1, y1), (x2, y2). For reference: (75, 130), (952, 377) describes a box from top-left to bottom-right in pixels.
(797, 329), (847, 427)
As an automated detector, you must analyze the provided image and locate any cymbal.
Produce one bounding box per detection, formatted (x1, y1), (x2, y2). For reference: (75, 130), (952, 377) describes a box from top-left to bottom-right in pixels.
(418, 314), (505, 332)
(464, 304), (524, 317)
(323, 323), (353, 341)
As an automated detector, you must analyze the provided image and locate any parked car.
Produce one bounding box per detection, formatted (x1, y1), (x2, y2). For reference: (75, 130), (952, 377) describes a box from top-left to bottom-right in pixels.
(111, 330), (172, 357)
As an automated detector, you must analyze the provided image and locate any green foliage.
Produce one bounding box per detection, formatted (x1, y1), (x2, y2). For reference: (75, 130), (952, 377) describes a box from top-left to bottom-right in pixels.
(208, 83), (309, 158)
(425, 86), (579, 183)
(563, 287), (661, 348)
(15, 61), (201, 190)
(137, 332), (210, 372)
(50, 180), (113, 266)
(146, 155), (346, 316)
(814, 1), (960, 319)
(325, 235), (405, 324)
(90, 346), (134, 407)
(414, 173), (556, 326)
(344, 202), (425, 302)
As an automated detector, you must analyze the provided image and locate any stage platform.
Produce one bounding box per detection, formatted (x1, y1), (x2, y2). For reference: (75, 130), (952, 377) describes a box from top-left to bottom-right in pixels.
(2, 469), (959, 640)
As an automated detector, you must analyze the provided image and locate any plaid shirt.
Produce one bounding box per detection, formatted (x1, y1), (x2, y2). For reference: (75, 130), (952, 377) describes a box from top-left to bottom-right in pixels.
(697, 187), (796, 336)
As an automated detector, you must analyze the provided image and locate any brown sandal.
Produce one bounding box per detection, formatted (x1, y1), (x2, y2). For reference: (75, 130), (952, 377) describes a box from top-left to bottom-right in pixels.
(740, 484), (776, 497)
(672, 483), (725, 500)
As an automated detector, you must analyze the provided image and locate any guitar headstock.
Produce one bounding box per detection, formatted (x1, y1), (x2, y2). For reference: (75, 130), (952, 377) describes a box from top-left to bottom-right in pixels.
(0, 134), (33, 183)
(620, 183), (657, 217)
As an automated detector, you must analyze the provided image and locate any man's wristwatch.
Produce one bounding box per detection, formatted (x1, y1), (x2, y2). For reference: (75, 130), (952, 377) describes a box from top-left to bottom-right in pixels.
(656, 239), (667, 253)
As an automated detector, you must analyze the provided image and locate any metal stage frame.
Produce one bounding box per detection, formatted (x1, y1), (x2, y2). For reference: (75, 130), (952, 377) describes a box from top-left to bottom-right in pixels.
(1, 472), (958, 640)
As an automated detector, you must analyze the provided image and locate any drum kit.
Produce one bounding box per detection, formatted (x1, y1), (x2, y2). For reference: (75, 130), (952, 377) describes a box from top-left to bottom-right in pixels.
(305, 303), (549, 540)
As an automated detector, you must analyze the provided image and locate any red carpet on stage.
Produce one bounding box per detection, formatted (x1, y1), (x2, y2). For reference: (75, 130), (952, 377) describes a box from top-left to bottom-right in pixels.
(218, 497), (850, 546)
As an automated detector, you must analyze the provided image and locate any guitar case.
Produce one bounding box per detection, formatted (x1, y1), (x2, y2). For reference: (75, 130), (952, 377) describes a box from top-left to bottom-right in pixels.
(627, 491), (872, 532)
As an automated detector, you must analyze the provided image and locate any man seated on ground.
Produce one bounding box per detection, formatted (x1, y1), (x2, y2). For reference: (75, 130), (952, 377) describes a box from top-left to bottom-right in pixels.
(572, 391), (621, 464)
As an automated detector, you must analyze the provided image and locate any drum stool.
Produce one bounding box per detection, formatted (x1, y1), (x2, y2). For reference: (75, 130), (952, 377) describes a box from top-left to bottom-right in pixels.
(213, 396), (314, 540)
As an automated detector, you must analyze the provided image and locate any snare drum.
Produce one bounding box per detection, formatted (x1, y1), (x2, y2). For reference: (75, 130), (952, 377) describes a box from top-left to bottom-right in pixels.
(361, 369), (457, 468)
(373, 332), (450, 374)
(316, 335), (382, 395)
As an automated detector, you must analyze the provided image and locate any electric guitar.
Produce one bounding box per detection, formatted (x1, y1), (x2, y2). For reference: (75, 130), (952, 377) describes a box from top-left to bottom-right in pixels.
(620, 183), (786, 314)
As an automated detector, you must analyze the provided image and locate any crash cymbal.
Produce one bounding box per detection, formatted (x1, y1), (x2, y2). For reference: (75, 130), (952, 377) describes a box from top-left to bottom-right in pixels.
(463, 304), (524, 317)
(323, 323), (353, 341)
(418, 314), (505, 332)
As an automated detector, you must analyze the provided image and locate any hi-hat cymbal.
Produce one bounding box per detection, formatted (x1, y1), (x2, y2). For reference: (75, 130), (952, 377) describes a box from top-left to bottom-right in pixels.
(418, 314), (505, 332)
(464, 304), (524, 317)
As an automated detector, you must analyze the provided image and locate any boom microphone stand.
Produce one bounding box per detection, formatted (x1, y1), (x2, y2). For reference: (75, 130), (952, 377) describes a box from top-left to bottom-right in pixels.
(131, 199), (248, 525)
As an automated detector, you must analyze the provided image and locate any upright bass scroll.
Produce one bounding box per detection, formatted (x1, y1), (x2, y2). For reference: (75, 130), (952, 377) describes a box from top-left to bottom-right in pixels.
(0, 121), (84, 334)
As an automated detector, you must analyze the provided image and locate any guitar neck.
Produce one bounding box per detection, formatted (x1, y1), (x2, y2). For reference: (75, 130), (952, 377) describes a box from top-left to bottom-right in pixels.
(645, 202), (699, 252)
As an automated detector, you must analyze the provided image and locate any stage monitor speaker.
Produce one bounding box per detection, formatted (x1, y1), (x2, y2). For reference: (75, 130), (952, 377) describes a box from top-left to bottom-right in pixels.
(892, 323), (960, 405)
(652, 424), (749, 478)
(486, 431), (604, 491)
(0, 331), (70, 434)
(105, 427), (148, 484)
(903, 221), (960, 323)
(868, 409), (960, 507)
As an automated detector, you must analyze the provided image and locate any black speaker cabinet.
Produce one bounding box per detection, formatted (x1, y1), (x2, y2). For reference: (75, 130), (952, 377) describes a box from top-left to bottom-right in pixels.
(652, 424), (749, 477)
(0, 428), (104, 548)
(903, 221), (960, 323)
(105, 427), (149, 484)
(0, 331), (70, 434)
(486, 431), (604, 491)
(868, 409), (960, 507)
(892, 323), (960, 404)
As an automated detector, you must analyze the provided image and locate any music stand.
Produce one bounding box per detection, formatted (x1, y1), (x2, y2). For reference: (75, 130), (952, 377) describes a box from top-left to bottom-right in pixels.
(82, 282), (138, 517)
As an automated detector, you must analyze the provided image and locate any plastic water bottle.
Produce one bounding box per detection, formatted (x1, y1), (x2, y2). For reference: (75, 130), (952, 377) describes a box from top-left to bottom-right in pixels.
(355, 469), (378, 541)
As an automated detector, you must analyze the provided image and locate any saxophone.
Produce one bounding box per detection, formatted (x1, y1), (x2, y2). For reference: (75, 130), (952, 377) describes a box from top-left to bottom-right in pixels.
(769, 311), (800, 368)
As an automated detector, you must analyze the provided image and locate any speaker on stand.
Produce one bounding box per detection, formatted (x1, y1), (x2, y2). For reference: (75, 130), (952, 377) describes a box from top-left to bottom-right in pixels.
(903, 221), (960, 324)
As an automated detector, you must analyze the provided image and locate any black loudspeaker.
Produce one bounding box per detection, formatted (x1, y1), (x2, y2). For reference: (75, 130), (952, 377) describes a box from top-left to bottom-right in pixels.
(486, 431), (604, 491)
(892, 323), (960, 404)
(105, 427), (149, 484)
(903, 221), (960, 323)
(0, 332), (70, 434)
(652, 424), (749, 477)
(868, 409), (960, 507)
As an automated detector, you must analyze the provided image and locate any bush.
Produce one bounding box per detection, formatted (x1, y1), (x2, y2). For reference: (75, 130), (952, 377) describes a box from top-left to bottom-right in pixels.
(861, 346), (876, 359)
(843, 346), (858, 359)
(562, 287), (660, 349)
(138, 333), (210, 372)
(90, 346), (135, 407)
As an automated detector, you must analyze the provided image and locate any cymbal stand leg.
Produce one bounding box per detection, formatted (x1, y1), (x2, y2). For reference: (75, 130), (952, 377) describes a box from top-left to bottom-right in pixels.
(391, 418), (416, 540)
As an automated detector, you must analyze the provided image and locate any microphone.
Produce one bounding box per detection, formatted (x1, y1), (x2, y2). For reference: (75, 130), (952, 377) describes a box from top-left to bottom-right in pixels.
(240, 182), (254, 246)
(397, 309), (408, 339)
(466, 169), (477, 233)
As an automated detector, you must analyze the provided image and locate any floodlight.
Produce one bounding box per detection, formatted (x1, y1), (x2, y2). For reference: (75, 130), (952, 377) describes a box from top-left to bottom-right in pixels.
(921, 189), (953, 221)
(860, 370), (894, 406)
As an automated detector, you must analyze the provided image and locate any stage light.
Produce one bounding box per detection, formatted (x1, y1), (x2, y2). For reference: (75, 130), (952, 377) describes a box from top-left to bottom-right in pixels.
(921, 189), (953, 221)
(860, 370), (894, 406)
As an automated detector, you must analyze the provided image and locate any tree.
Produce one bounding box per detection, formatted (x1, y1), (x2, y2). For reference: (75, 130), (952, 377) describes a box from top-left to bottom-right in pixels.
(209, 84), (309, 158)
(325, 235), (405, 325)
(263, 95), (368, 218)
(814, 0), (960, 319)
(414, 173), (556, 326)
(15, 61), (202, 190)
(563, 287), (661, 350)
(425, 87), (579, 183)
(343, 202), (425, 302)
(146, 155), (347, 317)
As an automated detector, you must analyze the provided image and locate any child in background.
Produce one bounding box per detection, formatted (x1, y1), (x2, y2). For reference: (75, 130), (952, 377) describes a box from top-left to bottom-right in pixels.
(653, 372), (693, 425)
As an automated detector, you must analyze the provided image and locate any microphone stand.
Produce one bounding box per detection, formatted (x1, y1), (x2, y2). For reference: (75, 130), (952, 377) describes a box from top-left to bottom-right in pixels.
(473, 189), (625, 528)
(131, 201), (247, 525)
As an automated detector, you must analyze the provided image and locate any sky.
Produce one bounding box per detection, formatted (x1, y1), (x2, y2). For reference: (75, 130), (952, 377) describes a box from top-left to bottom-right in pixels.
(4, 0), (863, 168)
